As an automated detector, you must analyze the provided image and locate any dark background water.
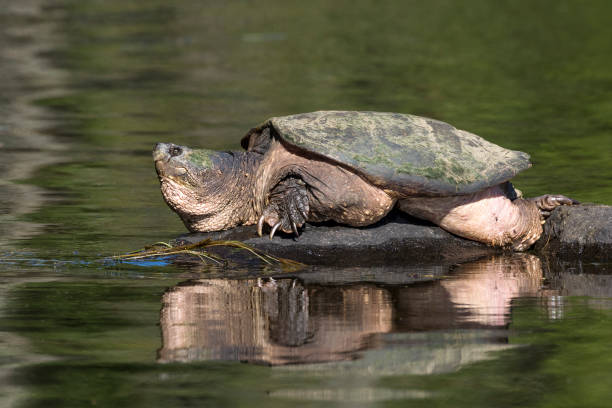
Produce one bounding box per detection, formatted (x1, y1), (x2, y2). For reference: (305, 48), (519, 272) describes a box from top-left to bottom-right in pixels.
(1, 0), (611, 407)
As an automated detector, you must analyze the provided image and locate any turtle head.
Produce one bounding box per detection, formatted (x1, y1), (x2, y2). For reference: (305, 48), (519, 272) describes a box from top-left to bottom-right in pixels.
(153, 142), (237, 231)
(153, 142), (216, 187)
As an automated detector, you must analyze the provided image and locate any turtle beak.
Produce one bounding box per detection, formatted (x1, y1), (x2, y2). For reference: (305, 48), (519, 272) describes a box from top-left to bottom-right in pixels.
(153, 143), (172, 162)
(153, 143), (168, 177)
(154, 143), (189, 179)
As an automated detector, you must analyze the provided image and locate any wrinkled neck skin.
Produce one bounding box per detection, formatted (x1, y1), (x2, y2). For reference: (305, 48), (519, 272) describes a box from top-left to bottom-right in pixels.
(159, 151), (260, 232)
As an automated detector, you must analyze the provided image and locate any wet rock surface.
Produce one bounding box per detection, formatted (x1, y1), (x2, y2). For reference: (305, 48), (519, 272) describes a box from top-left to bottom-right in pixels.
(179, 204), (611, 265)
(179, 212), (499, 266)
(534, 204), (612, 260)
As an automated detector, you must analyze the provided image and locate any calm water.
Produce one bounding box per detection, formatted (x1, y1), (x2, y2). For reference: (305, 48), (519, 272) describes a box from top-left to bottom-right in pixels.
(1, 0), (611, 407)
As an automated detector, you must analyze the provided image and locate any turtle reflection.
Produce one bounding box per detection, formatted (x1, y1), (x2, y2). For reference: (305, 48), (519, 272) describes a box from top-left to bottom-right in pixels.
(158, 279), (392, 364)
(158, 254), (547, 366)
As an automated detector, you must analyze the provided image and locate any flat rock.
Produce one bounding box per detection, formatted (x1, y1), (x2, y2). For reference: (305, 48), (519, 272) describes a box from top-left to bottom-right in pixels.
(179, 204), (612, 266)
(178, 212), (499, 266)
(178, 204), (612, 266)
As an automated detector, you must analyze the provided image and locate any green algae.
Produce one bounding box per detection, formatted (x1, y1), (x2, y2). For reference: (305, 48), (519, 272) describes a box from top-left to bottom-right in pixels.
(186, 149), (215, 169)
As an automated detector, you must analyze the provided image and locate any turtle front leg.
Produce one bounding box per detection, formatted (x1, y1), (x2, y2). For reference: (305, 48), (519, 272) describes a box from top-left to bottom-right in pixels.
(257, 177), (309, 238)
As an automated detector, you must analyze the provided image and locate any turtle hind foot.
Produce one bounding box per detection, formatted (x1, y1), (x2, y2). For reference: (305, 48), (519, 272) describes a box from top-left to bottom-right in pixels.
(529, 194), (579, 218)
(257, 177), (309, 239)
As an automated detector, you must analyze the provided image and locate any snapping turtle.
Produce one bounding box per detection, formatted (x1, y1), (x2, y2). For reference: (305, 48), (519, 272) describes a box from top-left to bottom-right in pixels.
(153, 111), (576, 250)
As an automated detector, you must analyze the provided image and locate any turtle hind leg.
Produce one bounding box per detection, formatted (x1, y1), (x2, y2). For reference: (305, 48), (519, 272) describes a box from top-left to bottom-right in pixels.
(398, 186), (579, 251)
(258, 177), (309, 239)
(529, 194), (579, 218)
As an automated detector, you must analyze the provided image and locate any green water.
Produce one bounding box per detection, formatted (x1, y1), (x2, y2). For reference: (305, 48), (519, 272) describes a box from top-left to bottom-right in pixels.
(1, 0), (611, 407)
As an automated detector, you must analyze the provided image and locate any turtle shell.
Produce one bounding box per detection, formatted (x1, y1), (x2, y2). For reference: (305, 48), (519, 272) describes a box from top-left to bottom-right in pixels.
(241, 111), (531, 196)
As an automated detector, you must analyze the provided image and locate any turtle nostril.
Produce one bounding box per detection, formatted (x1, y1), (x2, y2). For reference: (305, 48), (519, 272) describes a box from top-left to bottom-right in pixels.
(169, 146), (183, 157)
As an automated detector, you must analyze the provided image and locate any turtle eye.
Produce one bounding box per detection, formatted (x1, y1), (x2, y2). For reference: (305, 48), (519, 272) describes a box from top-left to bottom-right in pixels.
(169, 146), (183, 157)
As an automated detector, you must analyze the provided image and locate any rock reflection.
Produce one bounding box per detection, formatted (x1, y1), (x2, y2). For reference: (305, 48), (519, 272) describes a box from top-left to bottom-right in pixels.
(158, 254), (546, 365)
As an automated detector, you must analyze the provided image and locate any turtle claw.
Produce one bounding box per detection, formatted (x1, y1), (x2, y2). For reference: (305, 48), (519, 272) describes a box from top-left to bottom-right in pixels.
(269, 222), (282, 239)
(531, 194), (579, 218)
(257, 215), (265, 237)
